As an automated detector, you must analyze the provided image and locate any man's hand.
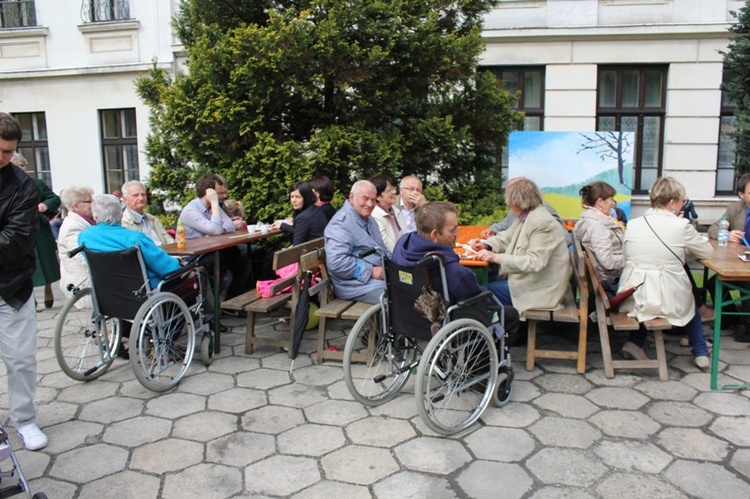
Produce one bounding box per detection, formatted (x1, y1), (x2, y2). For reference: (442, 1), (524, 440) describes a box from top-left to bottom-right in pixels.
(371, 266), (384, 280)
(205, 188), (219, 205)
(729, 230), (746, 245)
(38, 203), (48, 213)
(468, 238), (487, 252)
(479, 228), (495, 239)
(232, 218), (246, 230)
(409, 191), (426, 207)
(476, 249), (500, 265)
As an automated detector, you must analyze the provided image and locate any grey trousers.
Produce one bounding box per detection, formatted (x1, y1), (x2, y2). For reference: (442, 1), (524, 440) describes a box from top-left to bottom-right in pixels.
(0, 294), (38, 426)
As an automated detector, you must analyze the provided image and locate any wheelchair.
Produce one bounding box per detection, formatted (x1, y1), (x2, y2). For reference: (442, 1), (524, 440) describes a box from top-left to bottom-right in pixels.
(54, 245), (214, 392)
(342, 250), (514, 435)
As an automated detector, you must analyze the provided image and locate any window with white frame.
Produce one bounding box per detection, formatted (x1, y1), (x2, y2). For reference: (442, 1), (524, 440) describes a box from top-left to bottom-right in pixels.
(13, 112), (51, 188)
(100, 108), (139, 193)
(81, 0), (130, 23)
(0, 0), (36, 27)
(716, 71), (737, 196)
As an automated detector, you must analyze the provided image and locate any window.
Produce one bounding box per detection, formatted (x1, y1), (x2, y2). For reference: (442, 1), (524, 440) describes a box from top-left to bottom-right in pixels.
(485, 66), (545, 181)
(12, 112), (51, 187)
(597, 65), (667, 193)
(81, 0), (130, 23)
(716, 71), (737, 195)
(0, 0), (36, 28)
(100, 108), (139, 193)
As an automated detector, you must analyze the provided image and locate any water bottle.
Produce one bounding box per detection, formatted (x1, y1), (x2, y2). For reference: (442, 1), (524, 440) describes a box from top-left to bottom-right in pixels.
(718, 216), (729, 247)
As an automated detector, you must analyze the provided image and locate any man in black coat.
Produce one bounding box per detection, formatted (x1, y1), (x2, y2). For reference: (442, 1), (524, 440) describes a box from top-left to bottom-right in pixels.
(0, 112), (47, 450)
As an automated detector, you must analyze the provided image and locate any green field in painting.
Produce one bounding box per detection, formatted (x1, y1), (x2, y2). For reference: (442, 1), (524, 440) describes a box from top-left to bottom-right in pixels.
(545, 192), (631, 220)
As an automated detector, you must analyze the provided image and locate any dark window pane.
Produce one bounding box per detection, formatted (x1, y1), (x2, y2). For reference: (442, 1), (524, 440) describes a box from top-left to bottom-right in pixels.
(501, 71), (520, 96)
(621, 70), (640, 108)
(523, 70), (542, 108)
(718, 116), (736, 169)
(17, 114), (33, 142)
(644, 70), (663, 108)
(122, 109), (137, 138)
(599, 71), (617, 107)
(101, 111), (120, 139)
(35, 113), (47, 140)
(598, 116), (616, 130)
(524, 116), (541, 131)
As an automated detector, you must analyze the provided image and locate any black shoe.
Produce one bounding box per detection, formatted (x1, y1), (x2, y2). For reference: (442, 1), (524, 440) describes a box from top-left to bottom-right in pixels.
(117, 346), (130, 360)
(735, 333), (750, 343)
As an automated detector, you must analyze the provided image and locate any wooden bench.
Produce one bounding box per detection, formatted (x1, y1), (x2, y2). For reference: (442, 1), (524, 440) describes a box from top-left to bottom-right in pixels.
(583, 246), (670, 381)
(299, 247), (375, 364)
(526, 236), (589, 374)
(221, 237), (324, 355)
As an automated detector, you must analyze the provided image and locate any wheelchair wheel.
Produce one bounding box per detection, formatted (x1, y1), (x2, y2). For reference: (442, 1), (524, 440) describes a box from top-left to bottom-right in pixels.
(343, 303), (417, 406)
(54, 288), (121, 381)
(130, 292), (196, 392)
(415, 319), (498, 435)
(492, 365), (514, 407)
(200, 334), (214, 366)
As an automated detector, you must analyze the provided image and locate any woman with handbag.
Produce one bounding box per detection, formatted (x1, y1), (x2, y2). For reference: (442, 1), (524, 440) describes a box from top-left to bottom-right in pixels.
(617, 177), (712, 371)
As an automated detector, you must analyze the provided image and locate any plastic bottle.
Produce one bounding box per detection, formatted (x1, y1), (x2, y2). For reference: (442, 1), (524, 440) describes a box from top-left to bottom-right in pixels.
(717, 216), (729, 247)
(176, 221), (187, 250)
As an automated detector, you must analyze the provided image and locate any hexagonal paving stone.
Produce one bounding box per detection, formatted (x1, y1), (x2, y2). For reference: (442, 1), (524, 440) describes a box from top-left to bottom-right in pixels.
(176, 371), (235, 396)
(533, 373), (593, 395)
(585, 386), (649, 410)
(593, 440), (672, 473)
(291, 480), (371, 499)
(456, 461), (533, 499)
(345, 416), (416, 448)
(56, 380), (119, 404)
(27, 477), (77, 499)
(290, 364), (345, 386)
(710, 416), (750, 447)
(268, 383), (328, 408)
(373, 470), (456, 499)
(236, 367), (291, 390)
(526, 448), (608, 487)
(533, 393), (599, 418)
(369, 394), (419, 419)
(207, 354), (261, 374)
(529, 417), (601, 449)
(206, 431), (275, 467)
(395, 437), (471, 475)
(163, 463), (242, 499)
(241, 405), (305, 434)
(245, 455), (321, 496)
(10, 448), (49, 480)
(145, 392), (206, 419)
(36, 400), (79, 428)
(694, 392), (750, 416)
(731, 448), (750, 480)
(595, 471), (681, 498)
(657, 428), (729, 461)
(263, 351), (312, 371)
(50, 444), (128, 483)
(464, 427), (535, 462)
(505, 380), (541, 402)
(78, 396), (144, 424)
(635, 380), (697, 401)
(664, 460), (750, 499)
(647, 401), (712, 427)
(278, 424), (346, 456)
(78, 470), (161, 499)
(208, 387), (266, 413)
(528, 486), (597, 498)
(130, 438), (204, 474)
(43, 420), (103, 454)
(322, 445), (399, 485)
(589, 410), (660, 439)
(173, 410), (238, 442)
(482, 402), (541, 428)
(103, 416), (172, 447)
(304, 399), (368, 426)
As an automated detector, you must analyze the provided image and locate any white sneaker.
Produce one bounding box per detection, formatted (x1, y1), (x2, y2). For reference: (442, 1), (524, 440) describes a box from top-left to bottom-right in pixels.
(692, 356), (710, 372)
(17, 423), (48, 451)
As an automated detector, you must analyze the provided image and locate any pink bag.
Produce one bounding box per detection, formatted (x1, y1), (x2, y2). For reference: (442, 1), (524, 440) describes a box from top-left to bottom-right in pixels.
(255, 263), (299, 298)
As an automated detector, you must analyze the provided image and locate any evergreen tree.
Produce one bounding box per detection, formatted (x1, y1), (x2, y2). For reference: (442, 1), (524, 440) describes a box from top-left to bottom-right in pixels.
(723, 1), (750, 175)
(137, 0), (522, 221)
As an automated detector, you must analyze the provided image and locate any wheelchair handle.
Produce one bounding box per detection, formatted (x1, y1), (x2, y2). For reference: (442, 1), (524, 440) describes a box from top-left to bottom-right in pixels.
(358, 247), (385, 259)
(67, 245), (85, 258)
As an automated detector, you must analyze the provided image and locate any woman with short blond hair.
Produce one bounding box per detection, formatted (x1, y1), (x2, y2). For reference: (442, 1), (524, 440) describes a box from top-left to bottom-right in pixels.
(57, 185), (95, 298)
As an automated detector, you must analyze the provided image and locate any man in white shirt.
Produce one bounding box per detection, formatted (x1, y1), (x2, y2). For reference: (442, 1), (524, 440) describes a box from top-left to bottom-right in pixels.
(398, 175), (426, 233)
(120, 181), (174, 246)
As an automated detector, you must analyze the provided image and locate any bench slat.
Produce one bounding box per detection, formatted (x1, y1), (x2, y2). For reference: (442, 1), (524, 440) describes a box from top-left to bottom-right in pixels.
(246, 293), (292, 313)
(221, 290), (261, 311)
(341, 301), (375, 321)
(317, 299), (354, 318)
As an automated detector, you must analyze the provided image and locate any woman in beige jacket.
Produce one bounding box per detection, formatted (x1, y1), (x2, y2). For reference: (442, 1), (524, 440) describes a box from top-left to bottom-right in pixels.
(473, 178), (571, 318)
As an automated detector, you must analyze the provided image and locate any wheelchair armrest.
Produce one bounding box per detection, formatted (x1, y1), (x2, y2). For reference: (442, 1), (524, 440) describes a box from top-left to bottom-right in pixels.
(454, 289), (494, 309)
(68, 245), (85, 258)
(162, 261), (200, 283)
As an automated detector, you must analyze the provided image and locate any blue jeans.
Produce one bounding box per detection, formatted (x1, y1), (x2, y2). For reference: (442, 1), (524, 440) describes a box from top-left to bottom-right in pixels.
(628, 306), (709, 357)
(487, 279), (513, 307)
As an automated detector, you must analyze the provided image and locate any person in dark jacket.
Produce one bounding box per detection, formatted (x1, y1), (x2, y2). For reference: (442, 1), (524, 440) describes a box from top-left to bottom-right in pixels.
(273, 181), (328, 246)
(310, 176), (336, 222)
(391, 201), (520, 342)
(0, 112), (48, 451)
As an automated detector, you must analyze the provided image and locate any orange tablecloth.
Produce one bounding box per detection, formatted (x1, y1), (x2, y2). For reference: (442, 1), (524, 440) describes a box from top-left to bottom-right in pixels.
(454, 226), (488, 268)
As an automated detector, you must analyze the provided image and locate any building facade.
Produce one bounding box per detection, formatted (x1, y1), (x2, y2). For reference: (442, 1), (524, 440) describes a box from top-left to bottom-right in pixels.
(0, 0), (743, 220)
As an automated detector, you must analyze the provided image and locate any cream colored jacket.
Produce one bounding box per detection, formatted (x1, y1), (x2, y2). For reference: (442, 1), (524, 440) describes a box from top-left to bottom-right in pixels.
(121, 208), (174, 246)
(57, 212), (92, 298)
(372, 205), (405, 252)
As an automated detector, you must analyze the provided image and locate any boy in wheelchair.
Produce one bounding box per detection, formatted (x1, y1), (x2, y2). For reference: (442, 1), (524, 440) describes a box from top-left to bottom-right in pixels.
(391, 201), (520, 340)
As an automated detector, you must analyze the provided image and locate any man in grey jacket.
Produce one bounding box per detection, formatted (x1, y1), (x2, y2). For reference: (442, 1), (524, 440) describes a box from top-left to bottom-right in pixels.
(324, 180), (390, 303)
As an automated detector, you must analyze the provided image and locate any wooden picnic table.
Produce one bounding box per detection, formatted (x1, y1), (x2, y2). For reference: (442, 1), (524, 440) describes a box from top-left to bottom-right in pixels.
(454, 225), (490, 285)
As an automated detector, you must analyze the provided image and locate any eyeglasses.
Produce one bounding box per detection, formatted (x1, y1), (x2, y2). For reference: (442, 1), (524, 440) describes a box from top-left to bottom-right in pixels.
(401, 186), (422, 192)
(385, 188), (398, 194)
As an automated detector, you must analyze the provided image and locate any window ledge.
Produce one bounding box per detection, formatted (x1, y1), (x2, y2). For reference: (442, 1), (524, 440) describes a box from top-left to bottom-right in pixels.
(77, 20), (139, 34)
(0, 26), (48, 39)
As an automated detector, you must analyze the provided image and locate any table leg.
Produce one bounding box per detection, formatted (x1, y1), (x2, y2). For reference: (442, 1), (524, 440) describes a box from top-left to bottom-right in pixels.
(214, 251), (221, 353)
(711, 277), (722, 390)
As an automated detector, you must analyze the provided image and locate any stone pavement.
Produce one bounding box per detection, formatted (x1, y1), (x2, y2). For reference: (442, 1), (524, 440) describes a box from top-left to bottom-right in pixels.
(3, 287), (750, 498)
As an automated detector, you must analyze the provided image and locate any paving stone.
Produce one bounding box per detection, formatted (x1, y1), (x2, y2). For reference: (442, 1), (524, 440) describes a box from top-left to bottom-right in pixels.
(304, 399), (368, 426)
(694, 391), (750, 415)
(206, 354), (261, 374)
(455, 461), (533, 499)
(589, 410), (660, 439)
(368, 394), (419, 419)
(28, 477), (77, 499)
(56, 380), (119, 404)
(290, 364), (344, 386)
(78, 470), (161, 499)
(236, 368), (291, 390)
(664, 459), (750, 499)
(731, 448), (750, 480)
(526, 448), (608, 487)
(291, 480), (371, 499)
(177, 371), (235, 395)
(529, 416), (601, 449)
(245, 455), (321, 495)
(207, 431), (275, 466)
(277, 423), (345, 456)
(43, 420), (103, 454)
(595, 471), (682, 498)
(103, 416), (172, 447)
(506, 380), (542, 402)
(464, 427), (535, 462)
(173, 410), (238, 442)
(50, 443), (129, 483)
(118, 378), (165, 399)
(593, 439), (672, 473)
(533, 373), (593, 395)
(373, 470), (457, 499)
(78, 395), (144, 424)
(395, 437), (471, 474)
(241, 405), (305, 434)
(710, 416), (750, 446)
(163, 463), (243, 499)
(647, 401), (713, 427)
(345, 416), (416, 448)
(533, 393), (599, 418)
(35, 385), (58, 405)
(208, 387), (267, 413)
(585, 386), (649, 409)
(725, 364), (750, 384)
(145, 392), (206, 419)
(130, 438), (204, 474)
(635, 380), (697, 400)
(11, 447), (50, 480)
(322, 445), (398, 485)
(482, 401), (541, 427)
(326, 379), (356, 401)
(528, 486), (596, 499)
(268, 383), (329, 408)
(657, 427), (729, 461)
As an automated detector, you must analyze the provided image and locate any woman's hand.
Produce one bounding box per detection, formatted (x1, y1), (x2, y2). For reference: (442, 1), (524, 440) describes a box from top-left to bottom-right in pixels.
(468, 238), (486, 252)
(476, 249), (500, 264)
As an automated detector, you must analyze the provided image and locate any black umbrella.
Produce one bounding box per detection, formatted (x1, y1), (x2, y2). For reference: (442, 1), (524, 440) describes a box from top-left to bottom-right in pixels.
(290, 270), (313, 374)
